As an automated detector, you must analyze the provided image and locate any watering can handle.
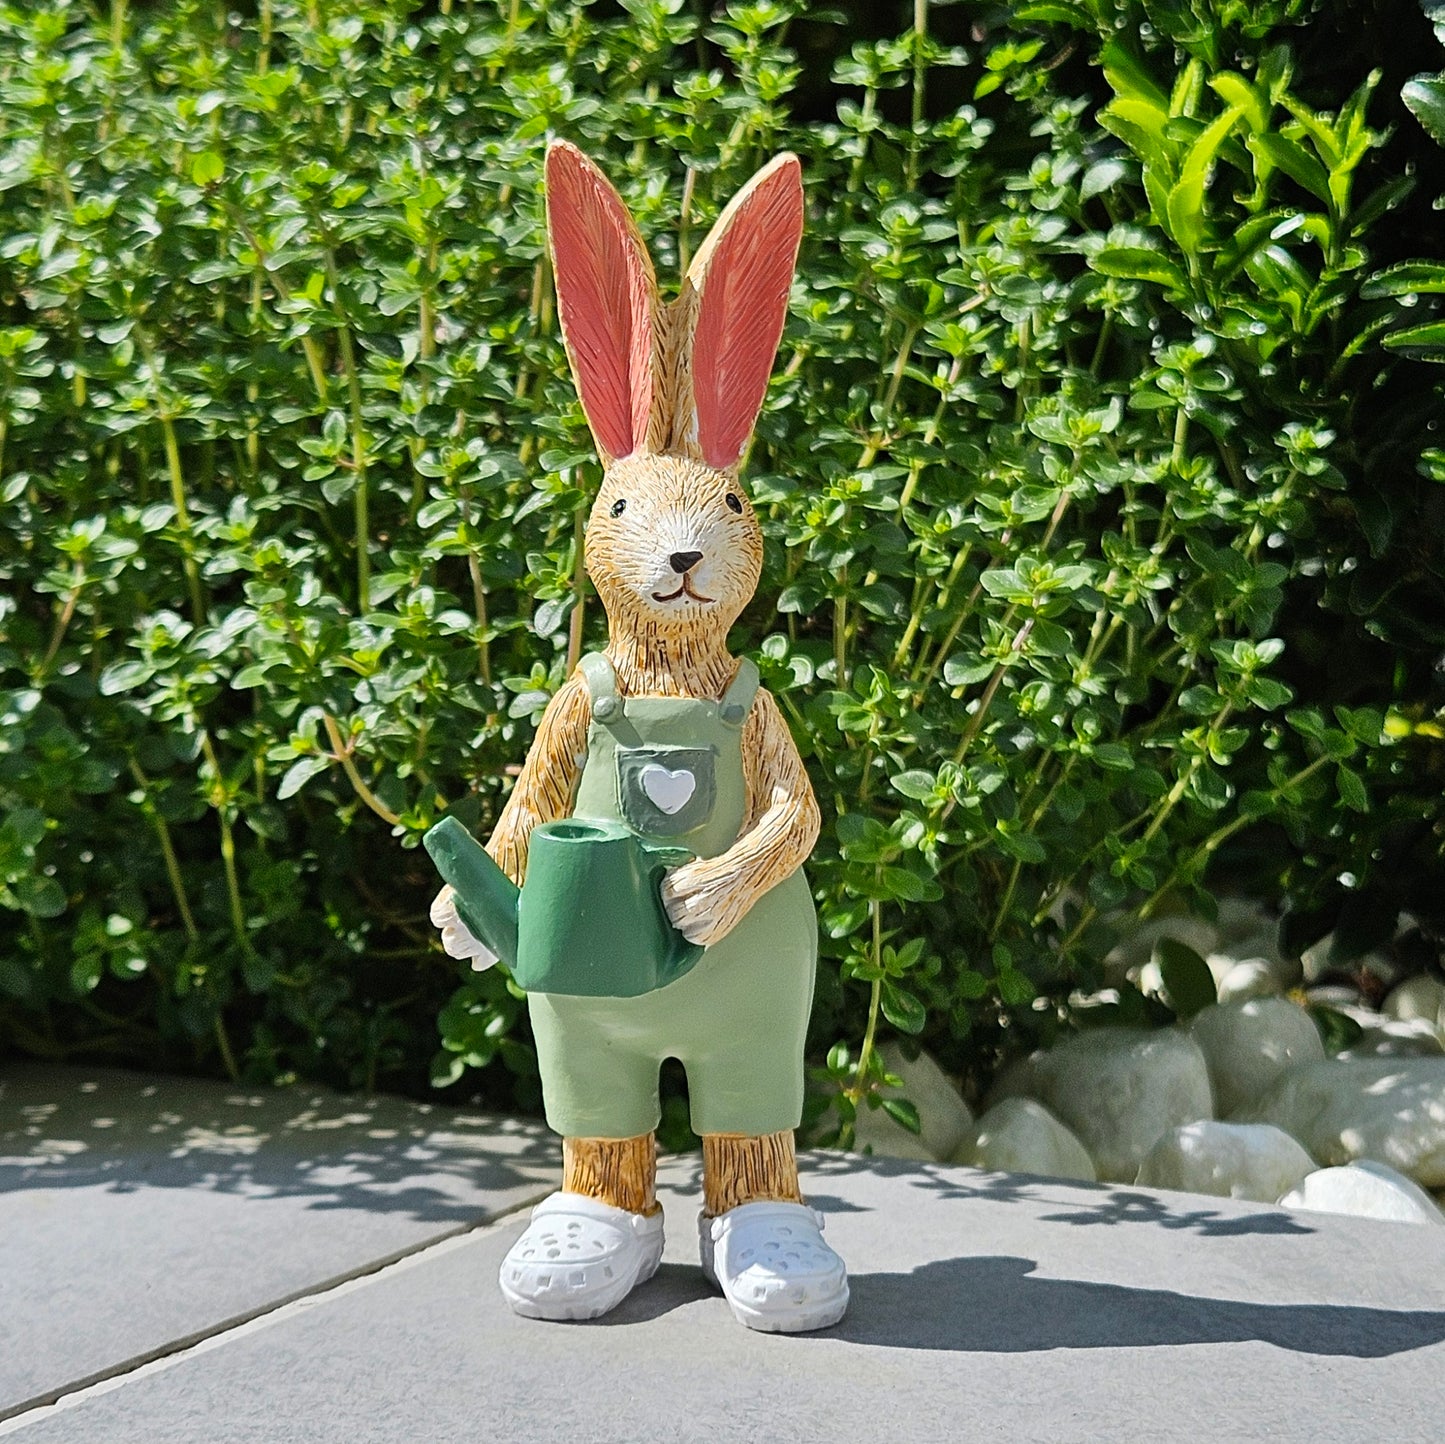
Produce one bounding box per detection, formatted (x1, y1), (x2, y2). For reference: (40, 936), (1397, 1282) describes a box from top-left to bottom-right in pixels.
(638, 840), (705, 980)
(640, 840), (696, 869)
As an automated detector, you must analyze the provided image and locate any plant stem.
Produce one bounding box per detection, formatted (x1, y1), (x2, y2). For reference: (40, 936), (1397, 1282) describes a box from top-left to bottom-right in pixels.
(845, 893), (886, 1109)
(214, 1014), (241, 1083)
(1139, 753), (1333, 918)
(322, 713), (402, 826)
(228, 209), (332, 406)
(199, 734), (250, 948)
(40, 564), (84, 673)
(128, 759), (199, 939)
(323, 248), (371, 611)
(137, 327), (205, 623)
(469, 552), (493, 685)
(158, 411), (205, 624)
(989, 858), (1022, 943)
(908, 0), (928, 187)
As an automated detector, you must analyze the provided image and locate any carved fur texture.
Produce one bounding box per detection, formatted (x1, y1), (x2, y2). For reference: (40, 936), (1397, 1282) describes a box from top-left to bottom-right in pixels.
(434, 142), (816, 953)
(435, 146), (816, 1208)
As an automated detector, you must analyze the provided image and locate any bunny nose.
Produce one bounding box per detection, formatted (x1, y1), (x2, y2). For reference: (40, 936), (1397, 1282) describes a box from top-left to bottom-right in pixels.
(670, 550), (703, 574)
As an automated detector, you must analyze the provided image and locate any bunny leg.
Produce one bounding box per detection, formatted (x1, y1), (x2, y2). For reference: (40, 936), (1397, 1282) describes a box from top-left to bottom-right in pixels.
(564, 1133), (660, 1216)
(700, 1130), (803, 1216)
(699, 1131), (849, 1333)
(498, 1133), (663, 1320)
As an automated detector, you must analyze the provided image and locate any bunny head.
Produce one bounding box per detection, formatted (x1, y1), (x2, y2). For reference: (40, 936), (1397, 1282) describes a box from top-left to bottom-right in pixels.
(544, 141), (804, 647)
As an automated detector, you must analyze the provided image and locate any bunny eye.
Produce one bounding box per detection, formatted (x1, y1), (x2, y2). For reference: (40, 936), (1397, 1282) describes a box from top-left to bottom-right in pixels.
(610, 498), (627, 517)
(725, 493), (743, 514)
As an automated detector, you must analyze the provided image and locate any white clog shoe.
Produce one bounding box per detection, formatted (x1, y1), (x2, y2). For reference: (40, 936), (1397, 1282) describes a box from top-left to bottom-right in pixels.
(700, 1201), (849, 1333)
(500, 1192), (664, 1321)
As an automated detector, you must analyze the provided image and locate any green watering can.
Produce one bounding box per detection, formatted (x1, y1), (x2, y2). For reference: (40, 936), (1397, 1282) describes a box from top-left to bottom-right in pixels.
(423, 815), (703, 998)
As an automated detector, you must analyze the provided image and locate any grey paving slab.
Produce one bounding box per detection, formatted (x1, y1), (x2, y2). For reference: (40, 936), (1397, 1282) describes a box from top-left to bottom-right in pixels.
(0, 1065), (557, 1415)
(8, 1153), (1445, 1444)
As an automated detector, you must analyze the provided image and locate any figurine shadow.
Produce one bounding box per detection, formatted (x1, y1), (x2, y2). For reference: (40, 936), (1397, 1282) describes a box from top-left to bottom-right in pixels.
(0, 1063), (559, 1225)
(832, 1255), (1445, 1358)
(572, 1248), (1445, 1358)
(598, 1263), (717, 1324)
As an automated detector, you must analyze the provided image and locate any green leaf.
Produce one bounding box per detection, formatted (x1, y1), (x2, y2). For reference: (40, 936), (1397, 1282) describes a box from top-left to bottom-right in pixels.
(1101, 40), (1169, 110)
(1335, 764), (1368, 812)
(880, 982), (927, 1035)
(944, 655), (997, 686)
(232, 661), (279, 689)
(1403, 76), (1445, 147)
(1013, 2), (1091, 28)
(1383, 322), (1445, 357)
(882, 866), (938, 903)
(1166, 104), (1244, 254)
(71, 953), (103, 995)
(1310, 1006), (1364, 1053)
(1155, 937), (1217, 1019)
(1361, 262), (1445, 298)
(1170, 59), (1205, 119)
(192, 150), (224, 185)
(430, 1050), (466, 1088)
(889, 769), (937, 801)
(1092, 743), (1134, 771)
(881, 1096), (923, 1133)
(1091, 247), (1188, 290)
(277, 755), (330, 800)
(98, 659), (150, 695)
(996, 967), (1036, 1006)
(15, 874), (66, 918)
(994, 825), (1047, 864)
(1080, 157), (1129, 200)
(1101, 99), (1174, 173)
(1209, 73), (1268, 133)
(1247, 134), (1331, 206)
(4, 806), (46, 851)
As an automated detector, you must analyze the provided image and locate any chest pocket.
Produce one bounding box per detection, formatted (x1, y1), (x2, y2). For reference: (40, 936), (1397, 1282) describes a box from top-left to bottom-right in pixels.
(615, 745), (717, 839)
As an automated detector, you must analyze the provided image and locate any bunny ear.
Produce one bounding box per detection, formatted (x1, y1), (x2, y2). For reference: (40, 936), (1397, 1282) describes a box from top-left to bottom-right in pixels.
(673, 154), (804, 470)
(545, 141), (658, 464)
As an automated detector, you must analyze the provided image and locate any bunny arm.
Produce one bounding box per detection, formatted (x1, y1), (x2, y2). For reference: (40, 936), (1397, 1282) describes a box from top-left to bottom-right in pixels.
(661, 687), (819, 948)
(484, 673), (593, 884)
(430, 675), (591, 944)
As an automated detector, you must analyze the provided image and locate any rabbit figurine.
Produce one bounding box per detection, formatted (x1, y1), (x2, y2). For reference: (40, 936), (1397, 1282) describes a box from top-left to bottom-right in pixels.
(431, 140), (846, 1333)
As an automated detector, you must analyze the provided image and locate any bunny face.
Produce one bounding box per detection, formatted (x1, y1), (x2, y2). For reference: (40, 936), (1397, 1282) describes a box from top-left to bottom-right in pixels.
(586, 453), (763, 635)
(546, 142), (802, 672)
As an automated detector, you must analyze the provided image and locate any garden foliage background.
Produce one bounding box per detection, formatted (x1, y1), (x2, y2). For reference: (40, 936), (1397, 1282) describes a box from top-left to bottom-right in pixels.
(3, 0), (1444, 1141)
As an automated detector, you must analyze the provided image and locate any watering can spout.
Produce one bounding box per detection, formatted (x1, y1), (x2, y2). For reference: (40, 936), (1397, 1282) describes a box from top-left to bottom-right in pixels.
(422, 816), (520, 967)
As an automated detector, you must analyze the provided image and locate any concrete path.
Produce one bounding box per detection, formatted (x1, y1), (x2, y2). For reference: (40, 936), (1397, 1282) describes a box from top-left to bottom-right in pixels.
(3, 1064), (1444, 1442)
(0, 1065), (557, 1414)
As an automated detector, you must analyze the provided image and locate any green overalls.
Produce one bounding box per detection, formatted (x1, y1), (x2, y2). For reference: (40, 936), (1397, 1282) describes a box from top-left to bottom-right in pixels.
(527, 653), (817, 1140)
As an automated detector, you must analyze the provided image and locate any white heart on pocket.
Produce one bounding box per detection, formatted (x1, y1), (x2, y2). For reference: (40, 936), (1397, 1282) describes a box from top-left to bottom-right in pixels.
(640, 764), (696, 816)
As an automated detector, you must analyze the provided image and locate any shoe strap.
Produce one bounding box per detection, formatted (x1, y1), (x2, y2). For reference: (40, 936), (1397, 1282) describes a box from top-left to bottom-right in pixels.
(532, 1191), (658, 1232)
(709, 1200), (823, 1242)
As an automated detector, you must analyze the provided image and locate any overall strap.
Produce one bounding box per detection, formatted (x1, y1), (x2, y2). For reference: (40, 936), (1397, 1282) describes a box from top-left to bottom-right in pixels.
(719, 657), (760, 728)
(576, 652), (623, 723)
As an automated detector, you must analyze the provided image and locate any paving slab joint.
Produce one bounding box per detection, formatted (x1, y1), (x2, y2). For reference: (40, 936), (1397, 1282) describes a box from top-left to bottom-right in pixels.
(0, 1187), (553, 1434)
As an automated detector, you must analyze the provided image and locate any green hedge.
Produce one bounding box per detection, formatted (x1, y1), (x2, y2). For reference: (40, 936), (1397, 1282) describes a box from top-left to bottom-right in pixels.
(2, 0), (1443, 1137)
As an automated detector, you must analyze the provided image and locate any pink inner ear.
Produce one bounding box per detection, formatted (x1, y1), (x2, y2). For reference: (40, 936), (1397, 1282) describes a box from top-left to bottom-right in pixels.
(693, 159), (804, 470)
(546, 146), (652, 459)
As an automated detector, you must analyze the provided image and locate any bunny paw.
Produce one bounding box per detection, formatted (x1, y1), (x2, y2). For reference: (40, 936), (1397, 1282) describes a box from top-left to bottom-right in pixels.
(660, 867), (744, 949)
(429, 885), (498, 969)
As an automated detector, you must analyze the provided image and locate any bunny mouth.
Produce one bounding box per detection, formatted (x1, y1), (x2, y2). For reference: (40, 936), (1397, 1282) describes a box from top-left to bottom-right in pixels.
(651, 579), (715, 605)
